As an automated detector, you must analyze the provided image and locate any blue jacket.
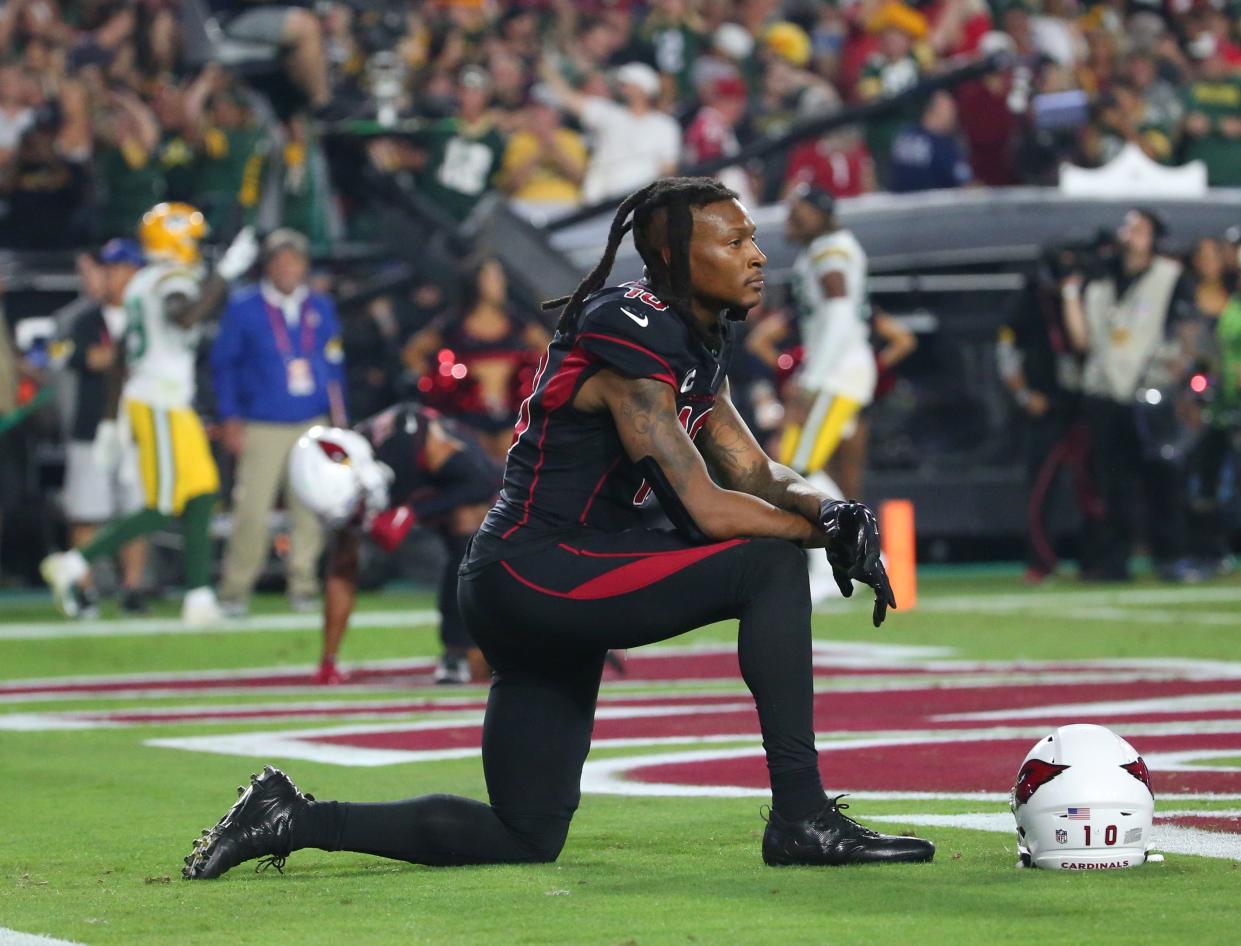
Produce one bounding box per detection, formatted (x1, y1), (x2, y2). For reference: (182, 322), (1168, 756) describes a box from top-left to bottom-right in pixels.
(211, 283), (347, 424)
(889, 125), (973, 194)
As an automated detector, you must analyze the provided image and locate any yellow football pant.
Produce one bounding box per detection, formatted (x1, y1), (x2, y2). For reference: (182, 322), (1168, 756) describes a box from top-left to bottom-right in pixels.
(127, 401), (220, 516)
(779, 391), (861, 474)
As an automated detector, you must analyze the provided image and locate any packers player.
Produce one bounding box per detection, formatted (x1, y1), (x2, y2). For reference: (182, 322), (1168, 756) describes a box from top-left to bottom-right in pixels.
(779, 184), (877, 492)
(41, 203), (258, 624)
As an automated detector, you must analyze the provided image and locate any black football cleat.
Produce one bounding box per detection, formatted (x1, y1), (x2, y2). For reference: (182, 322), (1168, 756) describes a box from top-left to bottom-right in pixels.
(762, 795), (935, 866)
(182, 765), (313, 880)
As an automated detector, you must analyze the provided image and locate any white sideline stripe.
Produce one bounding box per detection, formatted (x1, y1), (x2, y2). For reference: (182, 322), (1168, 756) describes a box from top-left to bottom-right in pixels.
(8, 646), (1241, 693)
(145, 720), (1241, 777)
(0, 929), (86, 946)
(6, 583), (1241, 639)
(2, 669), (1230, 707)
(10, 667), (1241, 724)
(865, 812), (1241, 862)
(1, 656), (441, 690)
(0, 641), (920, 689)
(0, 609), (439, 641)
(923, 586), (1241, 611)
(938, 692), (1241, 722)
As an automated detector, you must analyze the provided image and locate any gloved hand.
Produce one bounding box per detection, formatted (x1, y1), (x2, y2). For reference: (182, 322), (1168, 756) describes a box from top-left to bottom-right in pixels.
(820, 499), (897, 627)
(369, 505), (417, 553)
(216, 226), (259, 281)
(92, 419), (123, 471)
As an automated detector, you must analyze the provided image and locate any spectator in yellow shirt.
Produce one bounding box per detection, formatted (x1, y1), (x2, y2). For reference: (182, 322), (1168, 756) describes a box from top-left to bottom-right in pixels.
(499, 85), (588, 225)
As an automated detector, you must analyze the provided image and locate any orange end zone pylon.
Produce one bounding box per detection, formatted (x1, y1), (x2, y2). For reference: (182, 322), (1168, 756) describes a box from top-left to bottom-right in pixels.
(880, 499), (917, 611)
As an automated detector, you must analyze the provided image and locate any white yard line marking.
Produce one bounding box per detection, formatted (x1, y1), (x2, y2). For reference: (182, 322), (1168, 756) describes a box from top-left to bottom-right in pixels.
(938, 692), (1241, 721)
(0, 609), (439, 641)
(0, 929), (86, 946)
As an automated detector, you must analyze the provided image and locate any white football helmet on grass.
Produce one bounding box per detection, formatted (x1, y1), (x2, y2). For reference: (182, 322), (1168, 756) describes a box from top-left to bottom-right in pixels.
(287, 426), (391, 528)
(1011, 723), (1154, 870)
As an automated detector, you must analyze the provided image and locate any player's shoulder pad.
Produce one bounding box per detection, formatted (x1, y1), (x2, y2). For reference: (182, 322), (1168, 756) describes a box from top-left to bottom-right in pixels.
(809, 230), (854, 262)
(149, 263), (201, 301)
(575, 283), (689, 388)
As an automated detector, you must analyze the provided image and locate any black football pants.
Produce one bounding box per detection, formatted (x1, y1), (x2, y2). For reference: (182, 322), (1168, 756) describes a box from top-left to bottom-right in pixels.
(294, 528), (821, 865)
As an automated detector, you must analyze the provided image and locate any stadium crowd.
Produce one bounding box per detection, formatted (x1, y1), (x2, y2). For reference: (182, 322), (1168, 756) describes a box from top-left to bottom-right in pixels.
(2, 0), (1241, 246)
(0, 0), (1240, 630)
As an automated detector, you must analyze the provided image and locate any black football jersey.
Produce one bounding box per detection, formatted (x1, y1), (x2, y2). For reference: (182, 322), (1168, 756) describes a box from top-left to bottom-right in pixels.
(480, 281), (733, 544)
(355, 402), (500, 520)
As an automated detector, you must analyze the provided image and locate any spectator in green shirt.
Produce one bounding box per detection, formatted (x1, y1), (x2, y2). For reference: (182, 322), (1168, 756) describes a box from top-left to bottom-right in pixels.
(856, 4), (933, 187)
(1179, 35), (1241, 187)
(93, 89), (165, 240)
(416, 67), (506, 223)
(188, 80), (271, 233)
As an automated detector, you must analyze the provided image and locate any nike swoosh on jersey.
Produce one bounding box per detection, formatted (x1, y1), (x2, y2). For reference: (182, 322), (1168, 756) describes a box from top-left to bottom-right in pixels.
(621, 307), (649, 327)
(680, 369), (697, 393)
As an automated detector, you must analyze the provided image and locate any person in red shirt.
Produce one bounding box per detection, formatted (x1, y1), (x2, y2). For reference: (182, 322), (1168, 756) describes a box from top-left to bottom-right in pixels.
(783, 129), (876, 199)
(683, 75), (747, 165)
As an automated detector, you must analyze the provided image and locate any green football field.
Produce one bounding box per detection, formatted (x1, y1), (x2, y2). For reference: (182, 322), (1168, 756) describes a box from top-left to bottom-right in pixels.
(2, 569), (1240, 946)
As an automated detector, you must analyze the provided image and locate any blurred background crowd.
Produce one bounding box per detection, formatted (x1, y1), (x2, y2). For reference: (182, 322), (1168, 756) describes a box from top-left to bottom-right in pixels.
(1, 0), (1240, 608)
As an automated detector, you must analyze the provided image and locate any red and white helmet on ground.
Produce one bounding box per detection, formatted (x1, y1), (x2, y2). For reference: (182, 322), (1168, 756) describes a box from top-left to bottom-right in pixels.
(287, 426), (391, 528)
(1011, 723), (1154, 871)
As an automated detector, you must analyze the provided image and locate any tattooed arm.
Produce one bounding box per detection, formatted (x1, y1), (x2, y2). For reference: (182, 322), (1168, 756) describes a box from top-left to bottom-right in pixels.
(586, 371), (820, 544)
(697, 381), (831, 527)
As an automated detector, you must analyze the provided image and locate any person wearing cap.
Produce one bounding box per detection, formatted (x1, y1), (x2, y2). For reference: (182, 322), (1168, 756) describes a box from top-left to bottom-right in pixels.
(856, 2), (933, 187)
(539, 57), (680, 203)
(413, 66), (507, 222)
(210, 228), (346, 616)
(51, 241), (150, 616)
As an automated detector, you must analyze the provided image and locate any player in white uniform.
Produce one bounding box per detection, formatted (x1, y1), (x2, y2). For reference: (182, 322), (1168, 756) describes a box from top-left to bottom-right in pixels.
(779, 184), (879, 602)
(779, 183), (877, 482)
(41, 203), (258, 624)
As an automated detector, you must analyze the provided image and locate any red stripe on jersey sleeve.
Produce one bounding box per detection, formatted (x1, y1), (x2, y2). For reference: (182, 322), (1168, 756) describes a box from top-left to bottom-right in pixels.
(576, 332), (678, 388)
(542, 348), (596, 412)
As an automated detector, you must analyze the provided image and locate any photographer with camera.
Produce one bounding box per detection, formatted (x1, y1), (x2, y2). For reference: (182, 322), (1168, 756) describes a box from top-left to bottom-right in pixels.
(1060, 209), (1200, 582)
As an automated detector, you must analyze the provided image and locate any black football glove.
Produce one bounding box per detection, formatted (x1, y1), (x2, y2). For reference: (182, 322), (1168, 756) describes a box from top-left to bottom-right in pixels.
(819, 499), (897, 627)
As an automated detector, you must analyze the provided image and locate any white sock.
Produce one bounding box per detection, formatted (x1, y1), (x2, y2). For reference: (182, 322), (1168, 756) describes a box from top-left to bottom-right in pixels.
(62, 549), (89, 584)
(183, 586), (217, 606)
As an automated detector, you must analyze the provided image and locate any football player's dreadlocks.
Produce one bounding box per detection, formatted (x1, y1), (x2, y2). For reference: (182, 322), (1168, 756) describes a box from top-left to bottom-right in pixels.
(543, 177), (739, 345)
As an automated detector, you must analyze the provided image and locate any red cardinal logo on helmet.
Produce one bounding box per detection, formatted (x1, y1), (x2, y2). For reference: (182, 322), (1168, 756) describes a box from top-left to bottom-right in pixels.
(1122, 758), (1154, 796)
(317, 440), (350, 464)
(1014, 759), (1070, 805)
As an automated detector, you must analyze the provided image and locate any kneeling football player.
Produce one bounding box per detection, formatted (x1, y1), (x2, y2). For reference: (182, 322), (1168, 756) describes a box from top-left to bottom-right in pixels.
(287, 402), (501, 685)
(183, 177), (931, 880)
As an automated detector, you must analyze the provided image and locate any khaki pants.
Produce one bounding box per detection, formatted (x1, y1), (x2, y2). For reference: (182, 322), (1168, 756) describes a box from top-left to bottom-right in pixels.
(220, 417), (326, 602)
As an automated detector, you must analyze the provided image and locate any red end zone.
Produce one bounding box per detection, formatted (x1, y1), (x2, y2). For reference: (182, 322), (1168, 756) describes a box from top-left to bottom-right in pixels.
(98, 646), (1241, 816)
